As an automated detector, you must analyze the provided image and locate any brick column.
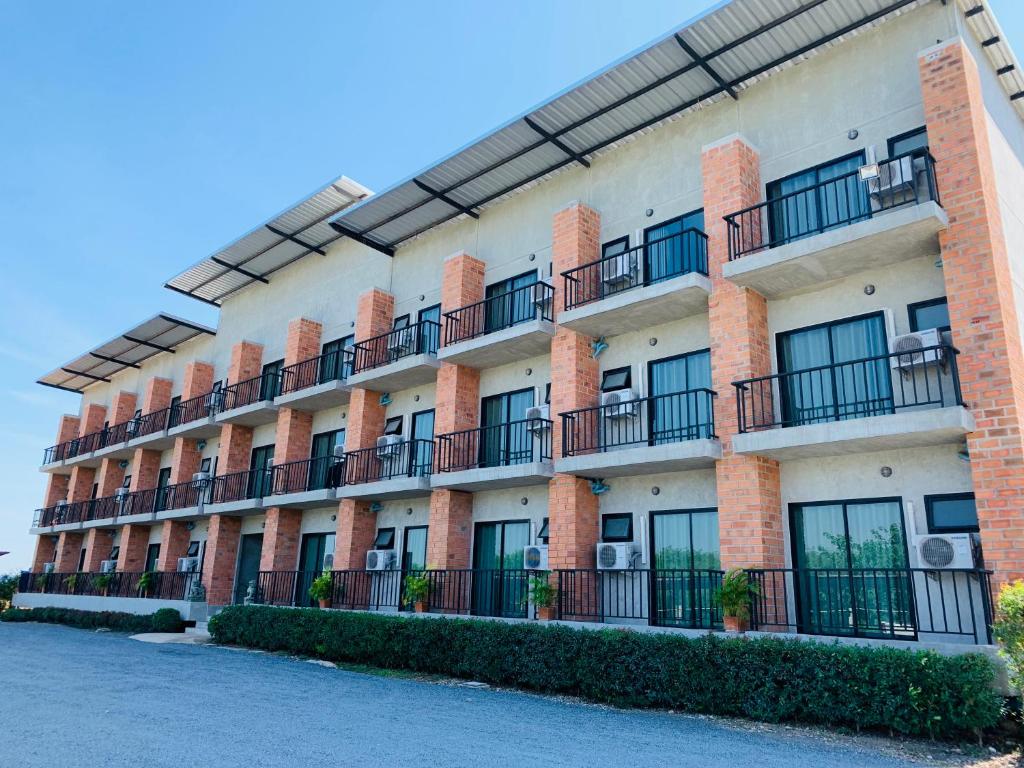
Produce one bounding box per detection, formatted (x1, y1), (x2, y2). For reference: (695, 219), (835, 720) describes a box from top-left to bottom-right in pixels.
(128, 449), (161, 492)
(91, 393), (139, 496)
(355, 288), (395, 347)
(67, 404), (108, 502)
(32, 537), (57, 572)
(202, 514), (241, 605)
(702, 135), (783, 571)
(169, 362), (215, 485)
(42, 475), (70, 508)
(229, 341), (264, 385)
(109, 391), (138, 425)
(141, 377), (173, 415)
(156, 520), (192, 572)
(920, 40), (1024, 583)
(215, 343), (263, 479)
(79, 403), (108, 438)
(54, 414), (80, 446)
(54, 531), (85, 572)
(82, 528), (112, 572)
(547, 203), (601, 571)
(117, 524), (150, 572)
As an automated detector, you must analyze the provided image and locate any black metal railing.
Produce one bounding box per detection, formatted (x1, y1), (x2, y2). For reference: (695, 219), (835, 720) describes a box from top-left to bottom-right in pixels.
(210, 468), (271, 504)
(748, 567), (993, 644)
(341, 439), (435, 485)
(280, 349), (353, 395)
(560, 388), (716, 457)
(725, 149), (940, 260)
(269, 455), (344, 495)
(220, 372), (280, 412)
(168, 391), (218, 427)
(96, 419), (134, 449)
(443, 281), (553, 346)
(155, 479), (210, 512)
(42, 430), (103, 465)
(134, 408), (171, 438)
(734, 345), (962, 433)
(562, 229), (708, 311)
(22, 570), (200, 601)
(435, 419), (552, 473)
(351, 320), (441, 374)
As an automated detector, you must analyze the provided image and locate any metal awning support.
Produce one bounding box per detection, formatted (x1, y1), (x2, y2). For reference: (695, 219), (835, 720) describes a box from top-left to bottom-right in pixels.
(265, 224), (327, 255)
(122, 336), (176, 354)
(211, 257), (269, 284)
(412, 179), (480, 219)
(523, 117), (591, 168)
(88, 353), (141, 369)
(674, 34), (737, 100)
(62, 368), (110, 383)
(327, 221), (395, 257)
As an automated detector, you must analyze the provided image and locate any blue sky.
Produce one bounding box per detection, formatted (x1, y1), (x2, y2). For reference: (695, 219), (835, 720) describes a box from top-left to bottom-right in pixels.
(1, 1), (1021, 571)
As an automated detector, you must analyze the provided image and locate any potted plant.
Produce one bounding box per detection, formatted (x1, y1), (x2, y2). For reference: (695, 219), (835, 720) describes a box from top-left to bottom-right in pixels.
(93, 572), (113, 597)
(528, 572), (558, 621)
(404, 573), (430, 613)
(34, 573), (49, 593)
(136, 571), (156, 598)
(715, 568), (759, 633)
(308, 570), (333, 609)
(62, 573), (78, 594)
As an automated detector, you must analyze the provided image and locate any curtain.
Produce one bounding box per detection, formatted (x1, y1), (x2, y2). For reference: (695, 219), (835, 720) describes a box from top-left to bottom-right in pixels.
(644, 210), (705, 284)
(830, 315), (892, 419)
(417, 306), (440, 354)
(402, 528), (428, 572)
(768, 154), (867, 246)
(649, 350), (711, 443)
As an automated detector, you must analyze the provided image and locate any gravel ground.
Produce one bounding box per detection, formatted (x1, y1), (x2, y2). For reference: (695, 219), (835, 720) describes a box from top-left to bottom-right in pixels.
(0, 622), (1008, 768)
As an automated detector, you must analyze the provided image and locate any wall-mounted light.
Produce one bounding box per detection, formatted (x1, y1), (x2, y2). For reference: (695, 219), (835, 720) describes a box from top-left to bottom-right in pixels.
(880, 466), (893, 478)
(651, 486), (660, 496)
(413, 394), (420, 402)
(848, 129), (859, 140)
(419, 294), (425, 302)
(406, 507), (413, 515)
(525, 368), (533, 376)
(648, 338), (658, 347)
(864, 284), (875, 296)
(520, 497), (529, 506)
(529, 253), (536, 261)
(330, 514), (337, 522)
(645, 208), (654, 217)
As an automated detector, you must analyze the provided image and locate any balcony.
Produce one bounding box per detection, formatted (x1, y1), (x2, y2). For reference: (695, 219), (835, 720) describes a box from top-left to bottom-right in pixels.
(346, 320), (441, 392)
(556, 389), (721, 478)
(438, 282), (555, 369)
(274, 350), (352, 411)
(732, 345), (973, 459)
(265, 456), (342, 509)
(558, 230), (711, 338)
(433, 419), (553, 491)
(214, 374), (279, 426)
(167, 392), (221, 439)
(206, 469), (267, 515)
(14, 570), (206, 620)
(722, 150), (947, 298)
(127, 407), (175, 451)
(338, 439), (434, 500)
(41, 430), (104, 470)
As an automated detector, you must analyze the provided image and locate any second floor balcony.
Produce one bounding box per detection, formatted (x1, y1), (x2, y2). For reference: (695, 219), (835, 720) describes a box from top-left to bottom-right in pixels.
(167, 391), (222, 439)
(214, 373), (280, 426)
(432, 418), (553, 491)
(338, 439), (434, 500)
(207, 468), (268, 515)
(722, 149), (946, 298)
(265, 456), (343, 509)
(275, 349), (352, 411)
(559, 230), (711, 339)
(346, 320), (441, 392)
(438, 281), (555, 369)
(42, 407), (175, 470)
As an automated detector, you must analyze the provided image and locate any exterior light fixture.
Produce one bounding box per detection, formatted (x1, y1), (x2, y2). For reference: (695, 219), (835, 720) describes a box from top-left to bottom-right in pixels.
(649, 338), (658, 347)
(848, 129), (859, 140)
(864, 284), (875, 295)
(880, 466), (893, 478)
(651, 486), (660, 496)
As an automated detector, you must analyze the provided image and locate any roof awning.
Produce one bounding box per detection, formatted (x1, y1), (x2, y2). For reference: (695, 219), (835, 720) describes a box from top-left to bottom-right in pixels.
(38, 314), (216, 394)
(165, 176), (371, 306)
(326, 0), (930, 250)
(958, 0), (1024, 118)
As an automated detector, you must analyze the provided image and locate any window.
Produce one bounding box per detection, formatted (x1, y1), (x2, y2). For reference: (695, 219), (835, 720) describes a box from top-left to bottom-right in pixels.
(133, 408), (142, 420)
(417, 304), (441, 354)
(186, 541), (201, 558)
(109, 546), (120, 561)
(145, 543), (160, 572)
(544, 383), (551, 405)
(480, 389), (534, 467)
(538, 518), (549, 544)
(168, 395), (182, 427)
(200, 457), (212, 474)
(601, 236), (629, 259)
(601, 513), (633, 543)
(644, 209), (706, 283)
(648, 350), (712, 442)
(485, 271), (538, 332)
(320, 338), (350, 382)
(908, 297), (950, 333)
(77, 547), (87, 573)
(888, 127), (928, 157)
(122, 475), (132, 488)
(374, 528), (396, 549)
(925, 493), (979, 534)
(402, 526), (428, 572)
(601, 367), (631, 392)
(392, 314), (410, 329)
(260, 360), (283, 400)
(767, 152), (867, 247)
(383, 416), (403, 436)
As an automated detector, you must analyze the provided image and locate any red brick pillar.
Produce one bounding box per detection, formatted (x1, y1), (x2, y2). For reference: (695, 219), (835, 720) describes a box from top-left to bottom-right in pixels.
(82, 528), (111, 572)
(141, 377), (173, 416)
(54, 531), (85, 572)
(169, 362), (214, 485)
(202, 514), (241, 605)
(109, 391), (138, 426)
(216, 343), (263, 479)
(32, 537), (57, 572)
(79, 403), (108, 438)
(54, 414), (80, 446)
(355, 289), (395, 352)
(94, 394), (136, 495)
(67, 404), (107, 502)
(117, 524), (150, 572)
(156, 520), (192, 572)
(261, 509), (302, 571)
(128, 449), (161, 493)
(229, 341), (264, 385)
(702, 136), (782, 571)
(42, 474), (70, 508)
(920, 40), (1024, 583)
(547, 203), (601, 572)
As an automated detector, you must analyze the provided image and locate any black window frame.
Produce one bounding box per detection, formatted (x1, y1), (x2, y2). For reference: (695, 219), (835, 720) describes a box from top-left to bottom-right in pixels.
(908, 297), (951, 333)
(601, 513), (634, 543)
(538, 517), (549, 544)
(260, 359), (284, 400)
(186, 541), (201, 558)
(392, 314), (410, 329)
(544, 383), (551, 405)
(924, 493), (979, 534)
(601, 366), (632, 392)
(374, 528), (396, 549)
(887, 126), (928, 158)
(109, 545), (120, 561)
(383, 416), (404, 436)
(601, 235), (630, 259)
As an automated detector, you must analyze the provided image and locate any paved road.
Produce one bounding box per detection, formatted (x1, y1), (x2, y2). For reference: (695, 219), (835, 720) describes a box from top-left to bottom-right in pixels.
(1, 622), (933, 768)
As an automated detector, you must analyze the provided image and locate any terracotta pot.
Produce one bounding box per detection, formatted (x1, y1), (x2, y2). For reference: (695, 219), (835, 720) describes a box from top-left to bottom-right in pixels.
(318, 598), (331, 609)
(723, 615), (748, 633)
(414, 600), (428, 613)
(536, 606), (556, 621)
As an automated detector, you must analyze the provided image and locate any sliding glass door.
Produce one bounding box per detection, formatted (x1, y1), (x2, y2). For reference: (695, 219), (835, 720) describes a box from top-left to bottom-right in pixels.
(767, 152), (868, 247)
(480, 389), (534, 467)
(484, 271), (537, 333)
(296, 532), (336, 607)
(650, 510), (720, 628)
(644, 209), (705, 284)
(308, 429), (344, 490)
(648, 350), (712, 443)
(472, 521), (530, 618)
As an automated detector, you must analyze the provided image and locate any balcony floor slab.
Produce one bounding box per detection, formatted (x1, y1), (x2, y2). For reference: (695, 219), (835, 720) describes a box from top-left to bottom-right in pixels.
(431, 462), (554, 491)
(168, 417), (221, 440)
(274, 380), (352, 411)
(214, 402), (279, 427)
(438, 319), (555, 369)
(92, 443), (135, 462)
(346, 354), (441, 393)
(127, 431), (175, 452)
(555, 439), (722, 478)
(337, 476), (432, 501)
(263, 489), (337, 510)
(204, 498), (264, 516)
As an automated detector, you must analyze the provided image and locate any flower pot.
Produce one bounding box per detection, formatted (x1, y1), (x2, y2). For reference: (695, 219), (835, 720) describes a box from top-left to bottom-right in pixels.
(414, 600), (428, 613)
(536, 606), (556, 621)
(723, 615), (748, 633)
(318, 598), (331, 609)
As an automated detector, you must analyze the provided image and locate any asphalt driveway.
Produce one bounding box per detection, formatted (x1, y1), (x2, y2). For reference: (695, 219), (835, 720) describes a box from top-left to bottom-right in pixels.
(0, 622), (955, 767)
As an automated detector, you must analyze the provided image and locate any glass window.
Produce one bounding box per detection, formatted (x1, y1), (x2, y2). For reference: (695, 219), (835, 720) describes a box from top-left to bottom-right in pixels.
(644, 209), (705, 283)
(926, 494), (978, 534)
(601, 367), (631, 392)
(888, 127), (928, 157)
(109, 546), (120, 561)
(411, 410), (435, 476)
(402, 526), (428, 572)
(909, 298), (950, 333)
(260, 360), (283, 400)
(320, 337), (350, 382)
(767, 153), (867, 247)
(601, 514), (633, 542)
(248, 444), (275, 498)
(417, 305), (441, 355)
(648, 349), (712, 442)
(383, 416), (403, 436)
(186, 541), (200, 558)
(374, 528), (396, 549)
(480, 389), (534, 467)
(485, 271), (538, 332)
(472, 520), (530, 618)
(392, 315), (410, 329)
(602, 236), (629, 259)
(538, 518), (549, 543)
(144, 543), (160, 572)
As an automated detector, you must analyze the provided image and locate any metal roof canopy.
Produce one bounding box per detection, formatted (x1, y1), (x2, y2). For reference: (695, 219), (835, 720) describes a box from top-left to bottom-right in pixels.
(165, 176), (372, 306)
(958, 0), (1024, 118)
(327, 0), (935, 250)
(38, 314), (216, 394)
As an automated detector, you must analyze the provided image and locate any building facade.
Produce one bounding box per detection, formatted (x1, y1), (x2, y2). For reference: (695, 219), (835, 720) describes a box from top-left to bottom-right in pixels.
(19, 0), (1024, 647)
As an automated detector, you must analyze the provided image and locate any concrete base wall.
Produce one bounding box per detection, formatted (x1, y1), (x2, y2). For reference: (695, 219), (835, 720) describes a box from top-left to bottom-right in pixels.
(13, 592), (208, 622)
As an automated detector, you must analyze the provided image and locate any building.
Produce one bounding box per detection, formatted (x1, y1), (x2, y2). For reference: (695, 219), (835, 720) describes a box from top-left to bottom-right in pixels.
(17, 0), (1024, 647)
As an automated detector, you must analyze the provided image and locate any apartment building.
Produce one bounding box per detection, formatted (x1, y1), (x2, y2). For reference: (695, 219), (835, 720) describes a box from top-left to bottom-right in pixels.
(18, 0), (1024, 647)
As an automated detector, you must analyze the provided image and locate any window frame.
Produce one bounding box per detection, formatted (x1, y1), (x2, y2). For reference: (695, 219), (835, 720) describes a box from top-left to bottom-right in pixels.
(186, 541), (201, 558)
(383, 416), (404, 436)
(601, 513), (634, 543)
(374, 528), (396, 550)
(601, 366), (632, 392)
(924, 493), (979, 534)
(887, 126), (928, 158)
(907, 297), (951, 333)
(601, 235), (630, 260)
(538, 517), (550, 544)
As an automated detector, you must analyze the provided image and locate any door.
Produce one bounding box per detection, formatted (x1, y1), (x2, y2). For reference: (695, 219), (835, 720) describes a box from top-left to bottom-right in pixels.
(472, 521), (530, 618)
(778, 313), (892, 427)
(485, 271), (537, 333)
(248, 444), (275, 498)
(648, 350), (712, 443)
(791, 499), (912, 639)
(417, 305), (441, 354)
(297, 533), (336, 606)
(410, 410), (435, 476)
(480, 389), (534, 467)
(260, 360), (283, 401)
(402, 527), (428, 572)
(319, 337), (350, 383)
(235, 533), (264, 605)
(767, 152), (868, 247)
(155, 466), (172, 512)
(308, 430), (344, 490)
(144, 543), (161, 573)
(650, 510), (720, 628)
(644, 209), (705, 284)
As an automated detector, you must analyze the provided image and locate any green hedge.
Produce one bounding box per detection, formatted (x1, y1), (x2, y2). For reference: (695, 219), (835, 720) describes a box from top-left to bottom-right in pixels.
(1, 607), (184, 634)
(209, 605), (1001, 739)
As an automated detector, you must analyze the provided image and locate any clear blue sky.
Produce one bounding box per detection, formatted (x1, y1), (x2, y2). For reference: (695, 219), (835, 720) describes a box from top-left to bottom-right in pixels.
(1, 1), (1021, 571)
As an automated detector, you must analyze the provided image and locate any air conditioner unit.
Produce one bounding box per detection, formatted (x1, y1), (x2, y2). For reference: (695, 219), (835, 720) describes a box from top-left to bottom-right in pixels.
(523, 545), (549, 570)
(100, 560), (117, 574)
(42, 562), (55, 574)
(601, 389), (638, 419)
(322, 553), (335, 571)
(376, 434), (404, 458)
(525, 404), (550, 433)
(915, 533), (977, 569)
(115, 487), (130, 500)
(177, 556), (200, 573)
(332, 444), (347, 459)
(601, 252), (637, 286)
(596, 542), (636, 570)
(365, 549), (396, 571)
(867, 155), (915, 198)
(192, 471), (210, 485)
(890, 328), (944, 370)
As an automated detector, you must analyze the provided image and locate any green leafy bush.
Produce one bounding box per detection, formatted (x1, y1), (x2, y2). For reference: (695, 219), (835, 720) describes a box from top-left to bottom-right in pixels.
(994, 580), (1024, 696)
(0, 574), (17, 610)
(209, 605), (1000, 739)
(1, 606), (184, 634)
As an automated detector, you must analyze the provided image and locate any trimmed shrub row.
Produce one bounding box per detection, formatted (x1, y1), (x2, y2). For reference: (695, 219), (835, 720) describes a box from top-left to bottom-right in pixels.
(210, 605), (1001, 739)
(1, 606), (184, 634)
